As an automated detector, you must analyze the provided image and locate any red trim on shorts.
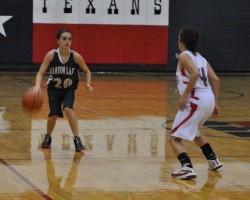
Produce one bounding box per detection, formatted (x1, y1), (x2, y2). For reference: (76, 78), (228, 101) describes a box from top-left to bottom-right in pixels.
(191, 89), (199, 100)
(171, 102), (198, 134)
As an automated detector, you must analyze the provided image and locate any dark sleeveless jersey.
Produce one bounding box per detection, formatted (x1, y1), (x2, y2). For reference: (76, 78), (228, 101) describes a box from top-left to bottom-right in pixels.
(47, 48), (79, 90)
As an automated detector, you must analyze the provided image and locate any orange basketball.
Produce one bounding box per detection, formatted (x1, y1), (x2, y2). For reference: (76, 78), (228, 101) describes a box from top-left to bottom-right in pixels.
(22, 87), (43, 113)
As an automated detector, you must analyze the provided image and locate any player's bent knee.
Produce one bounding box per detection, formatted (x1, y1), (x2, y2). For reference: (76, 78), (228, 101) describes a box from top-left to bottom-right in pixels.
(170, 136), (182, 143)
(64, 107), (74, 114)
(49, 115), (58, 120)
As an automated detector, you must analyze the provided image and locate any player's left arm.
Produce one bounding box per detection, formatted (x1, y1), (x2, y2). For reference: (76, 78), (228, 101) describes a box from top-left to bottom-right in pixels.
(73, 51), (93, 91)
(207, 63), (220, 116)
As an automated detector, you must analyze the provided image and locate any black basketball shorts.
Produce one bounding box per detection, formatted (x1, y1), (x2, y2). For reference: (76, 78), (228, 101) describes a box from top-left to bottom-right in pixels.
(47, 89), (76, 117)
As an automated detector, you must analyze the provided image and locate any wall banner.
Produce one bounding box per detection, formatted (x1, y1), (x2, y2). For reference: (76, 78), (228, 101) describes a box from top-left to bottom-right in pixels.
(33, 0), (169, 64)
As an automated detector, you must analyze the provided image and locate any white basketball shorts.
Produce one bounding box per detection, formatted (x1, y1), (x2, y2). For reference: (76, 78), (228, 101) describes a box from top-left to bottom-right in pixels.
(171, 89), (215, 140)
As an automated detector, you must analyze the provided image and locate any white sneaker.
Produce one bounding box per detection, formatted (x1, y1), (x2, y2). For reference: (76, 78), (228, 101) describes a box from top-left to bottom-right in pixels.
(208, 157), (222, 170)
(171, 166), (197, 180)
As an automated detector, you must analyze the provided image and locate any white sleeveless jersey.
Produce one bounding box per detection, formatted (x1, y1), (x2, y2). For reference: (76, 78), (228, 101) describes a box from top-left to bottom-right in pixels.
(172, 50), (215, 140)
(176, 50), (211, 95)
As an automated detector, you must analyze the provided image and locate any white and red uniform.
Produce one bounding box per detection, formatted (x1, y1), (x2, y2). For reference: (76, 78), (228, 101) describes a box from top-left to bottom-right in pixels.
(171, 50), (215, 140)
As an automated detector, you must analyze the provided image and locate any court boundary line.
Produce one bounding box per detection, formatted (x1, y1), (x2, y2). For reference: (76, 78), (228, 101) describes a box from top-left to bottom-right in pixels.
(0, 157), (52, 200)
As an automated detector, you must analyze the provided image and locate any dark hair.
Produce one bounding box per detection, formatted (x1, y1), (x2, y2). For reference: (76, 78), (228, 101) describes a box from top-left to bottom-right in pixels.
(56, 28), (72, 39)
(179, 26), (199, 55)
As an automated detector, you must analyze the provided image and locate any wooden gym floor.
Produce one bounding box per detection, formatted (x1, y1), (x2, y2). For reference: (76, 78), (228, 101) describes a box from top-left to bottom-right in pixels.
(0, 72), (249, 200)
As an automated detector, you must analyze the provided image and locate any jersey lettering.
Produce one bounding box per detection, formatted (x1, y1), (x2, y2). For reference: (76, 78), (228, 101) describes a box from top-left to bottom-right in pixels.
(198, 67), (208, 87)
(53, 77), (73, 89)
(50, 66), (76, 75)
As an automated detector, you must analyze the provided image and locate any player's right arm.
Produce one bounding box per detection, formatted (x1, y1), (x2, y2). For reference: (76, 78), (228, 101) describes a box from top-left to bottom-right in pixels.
(207, 63), (220, 116)
(35, 50), (54, 91)
(178, 52), (200, 110)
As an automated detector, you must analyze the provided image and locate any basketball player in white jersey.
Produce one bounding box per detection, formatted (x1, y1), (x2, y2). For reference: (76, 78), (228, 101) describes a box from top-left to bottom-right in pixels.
(170, 26), (222, 179)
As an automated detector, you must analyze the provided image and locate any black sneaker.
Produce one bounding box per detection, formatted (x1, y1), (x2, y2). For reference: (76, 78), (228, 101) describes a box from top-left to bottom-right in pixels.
(41, 134), (51, 148)
(73, 136), (85, 152)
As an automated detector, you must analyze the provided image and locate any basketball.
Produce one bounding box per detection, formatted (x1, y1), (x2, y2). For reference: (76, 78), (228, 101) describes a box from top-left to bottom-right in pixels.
(22, 87), (43, 113)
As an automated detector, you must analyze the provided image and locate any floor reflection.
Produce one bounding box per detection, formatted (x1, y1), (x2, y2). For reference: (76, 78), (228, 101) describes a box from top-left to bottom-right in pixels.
(42, 149), (84, 200)
(170, 170), (222, 199)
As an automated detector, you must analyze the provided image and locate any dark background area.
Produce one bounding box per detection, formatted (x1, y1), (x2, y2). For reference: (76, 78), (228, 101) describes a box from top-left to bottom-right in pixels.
(167, 0), (250, 73)
(0, 0), (250, 72)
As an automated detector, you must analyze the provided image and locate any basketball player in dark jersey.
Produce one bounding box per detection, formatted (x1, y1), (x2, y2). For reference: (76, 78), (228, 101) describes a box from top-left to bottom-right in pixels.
(34, 28), (93, 152)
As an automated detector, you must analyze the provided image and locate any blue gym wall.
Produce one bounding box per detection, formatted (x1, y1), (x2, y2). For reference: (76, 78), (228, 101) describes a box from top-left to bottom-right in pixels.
(168, 0), (250, 72)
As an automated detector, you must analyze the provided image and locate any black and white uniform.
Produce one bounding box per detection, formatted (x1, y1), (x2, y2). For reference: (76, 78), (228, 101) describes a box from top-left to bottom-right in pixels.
(47, 48), (79, 90)
(47, 48), (80, 117)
